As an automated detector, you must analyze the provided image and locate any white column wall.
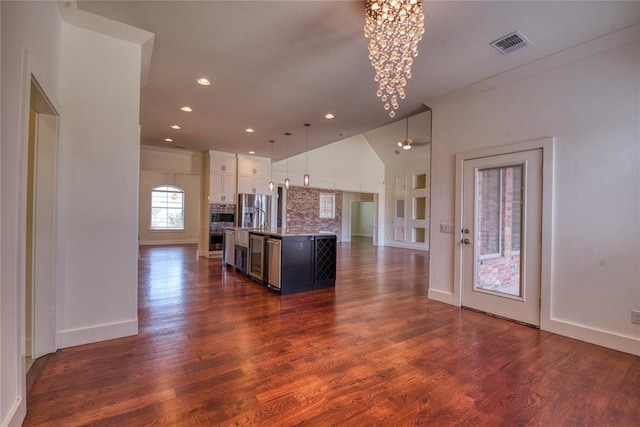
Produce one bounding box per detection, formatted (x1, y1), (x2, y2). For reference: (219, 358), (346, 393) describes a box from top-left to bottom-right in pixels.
(55, 23), (141, 347)
(428, 40), (640, 355)
(0, 2), (64, 425)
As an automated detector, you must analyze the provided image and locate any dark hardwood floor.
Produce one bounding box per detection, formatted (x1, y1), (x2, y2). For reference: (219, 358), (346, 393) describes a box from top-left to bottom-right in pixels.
(24, 238), (639, 426)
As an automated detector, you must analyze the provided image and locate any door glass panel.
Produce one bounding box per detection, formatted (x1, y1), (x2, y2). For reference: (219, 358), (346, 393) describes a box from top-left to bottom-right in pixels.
(475, 165), (523, 297)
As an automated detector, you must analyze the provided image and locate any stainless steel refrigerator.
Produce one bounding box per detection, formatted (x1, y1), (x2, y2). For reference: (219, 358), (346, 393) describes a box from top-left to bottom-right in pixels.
(237, 193), (271, 228)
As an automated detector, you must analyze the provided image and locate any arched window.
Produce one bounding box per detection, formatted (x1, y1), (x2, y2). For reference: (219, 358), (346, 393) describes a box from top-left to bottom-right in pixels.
(151, 185), (184, 230)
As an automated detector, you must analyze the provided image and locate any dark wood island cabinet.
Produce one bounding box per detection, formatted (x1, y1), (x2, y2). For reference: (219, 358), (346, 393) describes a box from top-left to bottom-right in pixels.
(224, 228), (336, 295)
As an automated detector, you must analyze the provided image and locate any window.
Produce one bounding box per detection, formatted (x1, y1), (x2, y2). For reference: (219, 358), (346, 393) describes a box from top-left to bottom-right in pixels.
(319, 193), (335, 219)
(478, 168), (501, 257)
(477, 165), (523, 257)
(151, 185), (184, 230)
(510, 166), (522, 252)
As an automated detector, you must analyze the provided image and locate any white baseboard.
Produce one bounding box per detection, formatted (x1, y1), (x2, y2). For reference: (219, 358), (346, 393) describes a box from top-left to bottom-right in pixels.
(139, 239), (198, 246)
(428, 290), (639, 356)
(57, 318), (138, 349)
(199, 250), (222, 259)
(542, 317), (640, 356)
(385, 241), (430, 251)
(427, 289), (454, 305)
(4, 396), (25, 427)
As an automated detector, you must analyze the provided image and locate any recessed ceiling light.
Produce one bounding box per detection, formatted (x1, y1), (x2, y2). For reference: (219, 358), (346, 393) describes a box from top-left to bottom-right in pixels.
(180, 106), (193, 112)
(248, 151), (255, 155)
(245, 128), (255, 133)
(170, 125), (181, 130)
(325, 113), (335, 119)
(164, 138), (173, 142)
(197, 78), (211, 86)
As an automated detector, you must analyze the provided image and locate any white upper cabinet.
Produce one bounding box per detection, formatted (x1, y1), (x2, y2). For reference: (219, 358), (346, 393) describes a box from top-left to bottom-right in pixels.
(209, 151), (237, 203)
(210, 154), (236, 174)
(237, 155), (271, 194)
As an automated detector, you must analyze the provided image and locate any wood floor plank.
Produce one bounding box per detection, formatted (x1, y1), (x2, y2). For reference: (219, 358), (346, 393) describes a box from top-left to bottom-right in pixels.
(23, 238), (640, 426)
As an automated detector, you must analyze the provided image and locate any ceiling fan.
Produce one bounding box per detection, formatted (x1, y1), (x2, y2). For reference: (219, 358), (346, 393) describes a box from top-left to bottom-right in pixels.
(395, 117), (429, 153)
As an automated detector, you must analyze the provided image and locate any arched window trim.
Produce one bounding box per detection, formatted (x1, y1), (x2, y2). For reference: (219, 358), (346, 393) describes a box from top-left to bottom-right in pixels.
(150, 185), (185, 231)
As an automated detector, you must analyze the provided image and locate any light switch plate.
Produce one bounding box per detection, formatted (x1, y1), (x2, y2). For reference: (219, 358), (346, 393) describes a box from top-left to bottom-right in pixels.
(632, 310), (640, 325)
(440, 223), (455, 234)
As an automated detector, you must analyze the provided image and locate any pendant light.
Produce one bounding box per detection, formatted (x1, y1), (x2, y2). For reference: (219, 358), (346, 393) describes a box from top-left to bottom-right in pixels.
(268, 140), (275, 192)
(284, 132), (291, 189)
(303, 123), (310, 187)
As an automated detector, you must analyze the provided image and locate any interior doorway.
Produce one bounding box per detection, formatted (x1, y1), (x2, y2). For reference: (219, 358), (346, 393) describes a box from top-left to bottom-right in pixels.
(351, 201), (374, 239)
(343, 192), (375, 244)
(25, 77), (59, 369)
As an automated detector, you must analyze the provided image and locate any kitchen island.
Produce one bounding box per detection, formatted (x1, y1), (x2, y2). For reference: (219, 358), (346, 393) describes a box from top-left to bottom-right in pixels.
(223, 228), (336, 295)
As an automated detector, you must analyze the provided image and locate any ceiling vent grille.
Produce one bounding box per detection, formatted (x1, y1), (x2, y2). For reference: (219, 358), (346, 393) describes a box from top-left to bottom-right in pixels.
(490, 31), (530, 55)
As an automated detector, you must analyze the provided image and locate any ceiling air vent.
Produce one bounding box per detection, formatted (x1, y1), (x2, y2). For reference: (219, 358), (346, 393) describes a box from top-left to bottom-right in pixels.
(490, 31), (530, 55)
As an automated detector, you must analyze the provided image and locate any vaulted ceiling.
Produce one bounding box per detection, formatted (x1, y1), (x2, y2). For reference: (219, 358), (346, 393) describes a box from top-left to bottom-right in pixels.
(76, 1), (640, 161)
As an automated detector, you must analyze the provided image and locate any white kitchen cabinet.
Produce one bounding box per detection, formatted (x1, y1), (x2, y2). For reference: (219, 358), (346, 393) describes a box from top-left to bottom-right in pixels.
(237, 155), (271, 194)
(209, 151), (237, 203)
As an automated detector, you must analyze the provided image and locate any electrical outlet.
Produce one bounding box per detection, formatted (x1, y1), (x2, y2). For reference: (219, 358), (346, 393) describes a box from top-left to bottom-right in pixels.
(440, 223), (455, 234)
(632, 310), (640, 325)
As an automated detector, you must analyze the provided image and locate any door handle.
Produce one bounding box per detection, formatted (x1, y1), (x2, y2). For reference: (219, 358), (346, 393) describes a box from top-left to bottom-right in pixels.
(461, 238), (472, 245)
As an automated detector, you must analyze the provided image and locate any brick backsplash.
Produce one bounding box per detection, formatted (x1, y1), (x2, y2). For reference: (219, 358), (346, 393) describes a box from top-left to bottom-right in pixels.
(286, 187), (342, 242)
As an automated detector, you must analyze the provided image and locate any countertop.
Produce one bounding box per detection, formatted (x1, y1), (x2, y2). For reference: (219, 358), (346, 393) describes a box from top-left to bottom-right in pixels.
(224, 227), (336, 238)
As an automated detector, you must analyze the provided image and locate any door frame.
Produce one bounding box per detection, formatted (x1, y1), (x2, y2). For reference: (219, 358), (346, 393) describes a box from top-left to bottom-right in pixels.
(453, 137), (554, 330)
(19, 51), (61, 369)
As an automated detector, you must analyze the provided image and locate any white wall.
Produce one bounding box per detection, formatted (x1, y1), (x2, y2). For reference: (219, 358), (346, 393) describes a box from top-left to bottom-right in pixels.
(272, 134), (385, 193)
(428, 39), (640, 355)
(351, 202), (374, 237)
(55, 24), (141, 347)
(0, 2), (64, 425)
(139, 147), (202, 245)
(140, 146), (203, 174)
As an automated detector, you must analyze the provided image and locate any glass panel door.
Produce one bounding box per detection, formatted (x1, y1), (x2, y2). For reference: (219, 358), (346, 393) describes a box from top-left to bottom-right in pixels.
(461, 149), (542, 326)
(475, 165), (523, 298)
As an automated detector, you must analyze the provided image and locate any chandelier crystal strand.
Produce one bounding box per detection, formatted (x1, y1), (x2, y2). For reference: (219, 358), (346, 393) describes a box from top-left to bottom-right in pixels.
(364, 0), (424, 117)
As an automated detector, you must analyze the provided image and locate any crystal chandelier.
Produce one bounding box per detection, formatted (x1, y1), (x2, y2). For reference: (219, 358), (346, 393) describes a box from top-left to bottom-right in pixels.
(364, 0), (424, 117)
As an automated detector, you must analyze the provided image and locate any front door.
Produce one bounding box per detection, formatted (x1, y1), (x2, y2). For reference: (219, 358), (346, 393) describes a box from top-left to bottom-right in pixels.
(461, 149), (542, 326)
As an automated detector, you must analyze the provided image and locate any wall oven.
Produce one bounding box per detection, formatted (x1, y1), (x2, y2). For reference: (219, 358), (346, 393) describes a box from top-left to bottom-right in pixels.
(209, 232), (224, 251)
(210, 204), (235, 251)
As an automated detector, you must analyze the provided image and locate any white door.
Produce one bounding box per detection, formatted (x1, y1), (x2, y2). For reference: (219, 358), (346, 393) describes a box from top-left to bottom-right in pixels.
(461, 149), (542, 326)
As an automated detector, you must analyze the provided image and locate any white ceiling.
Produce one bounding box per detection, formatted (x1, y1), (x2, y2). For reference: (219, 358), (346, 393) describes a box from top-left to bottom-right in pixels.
(76, 1), (640, 161)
